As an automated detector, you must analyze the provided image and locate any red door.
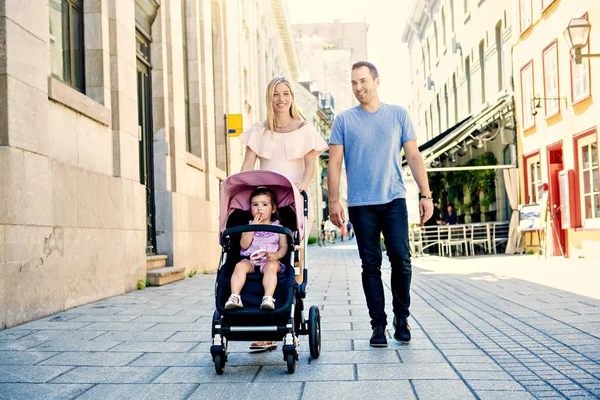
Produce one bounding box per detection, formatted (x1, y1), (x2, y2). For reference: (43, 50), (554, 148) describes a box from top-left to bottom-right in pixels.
(547, 146), (566, 256)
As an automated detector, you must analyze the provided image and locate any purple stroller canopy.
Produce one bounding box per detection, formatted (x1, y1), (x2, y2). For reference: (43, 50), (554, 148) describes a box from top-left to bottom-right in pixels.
(219, 170), (304, 239)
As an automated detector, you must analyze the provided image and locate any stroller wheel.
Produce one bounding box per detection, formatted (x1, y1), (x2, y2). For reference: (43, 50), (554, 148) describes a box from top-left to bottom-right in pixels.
(214, 354), (225, 375)
(285, 353), (296, 374)
(308, 306), (321, 359)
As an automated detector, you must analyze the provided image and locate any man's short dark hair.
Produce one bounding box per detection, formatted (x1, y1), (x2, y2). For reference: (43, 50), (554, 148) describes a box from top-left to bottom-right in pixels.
(352, 61), (379, 79)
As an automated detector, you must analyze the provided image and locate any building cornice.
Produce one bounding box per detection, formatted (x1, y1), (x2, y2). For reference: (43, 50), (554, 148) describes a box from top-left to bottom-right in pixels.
(401, 0), (440, 47)
(271, 0), (299, 80)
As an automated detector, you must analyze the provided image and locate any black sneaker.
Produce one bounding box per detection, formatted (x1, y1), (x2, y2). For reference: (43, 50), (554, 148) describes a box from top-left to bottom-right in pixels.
(369, 325), (388, 347)
(393, 316), (411, 343)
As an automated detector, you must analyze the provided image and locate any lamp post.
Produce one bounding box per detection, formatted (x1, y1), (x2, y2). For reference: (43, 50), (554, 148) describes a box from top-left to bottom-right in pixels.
(563, 17), (600, 64)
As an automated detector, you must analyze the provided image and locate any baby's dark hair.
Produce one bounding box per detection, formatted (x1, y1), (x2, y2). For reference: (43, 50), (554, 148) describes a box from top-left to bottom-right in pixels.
(249, 187), (278, 222)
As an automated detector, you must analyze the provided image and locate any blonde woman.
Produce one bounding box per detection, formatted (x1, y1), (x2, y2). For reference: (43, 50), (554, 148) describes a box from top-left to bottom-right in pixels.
(239, 76), (327, 350)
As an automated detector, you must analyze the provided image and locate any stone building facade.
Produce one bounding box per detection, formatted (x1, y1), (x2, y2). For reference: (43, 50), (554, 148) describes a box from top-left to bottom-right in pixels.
(402, 0), (518, 223)
(0, 0), (297, 329)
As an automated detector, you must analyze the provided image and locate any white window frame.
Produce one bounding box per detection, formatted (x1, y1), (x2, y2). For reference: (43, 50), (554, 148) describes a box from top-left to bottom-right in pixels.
(543, 42), (559, 117)
(526, 154), (542, 204)
(520, 0), (532, 33)
(521, 62), (535, 130)
(572, 54), (591, 104)
(577, 135), (600, 228)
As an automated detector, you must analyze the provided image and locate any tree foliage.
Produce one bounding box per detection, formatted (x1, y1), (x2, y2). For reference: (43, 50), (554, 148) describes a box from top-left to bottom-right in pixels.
(429, 153), (497, 213)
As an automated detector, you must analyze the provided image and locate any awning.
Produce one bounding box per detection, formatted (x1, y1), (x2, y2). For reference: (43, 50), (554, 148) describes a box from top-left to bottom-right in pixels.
(416, 116), (473, 154)
(403, 95), (514, 168)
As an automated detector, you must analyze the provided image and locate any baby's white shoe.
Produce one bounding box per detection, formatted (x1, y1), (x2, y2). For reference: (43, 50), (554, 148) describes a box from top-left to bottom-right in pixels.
(260, 296), (275, 310)
(225, 294), (243, 309)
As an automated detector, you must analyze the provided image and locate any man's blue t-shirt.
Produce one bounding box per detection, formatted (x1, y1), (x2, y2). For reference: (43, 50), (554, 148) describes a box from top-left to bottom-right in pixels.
(329, 103), (417, 207)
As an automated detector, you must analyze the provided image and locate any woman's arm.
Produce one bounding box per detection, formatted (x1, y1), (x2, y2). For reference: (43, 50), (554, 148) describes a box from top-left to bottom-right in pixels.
(297, 150), (319, 192)
(241, 147), (258, 172)
(268, 234), (289, 260)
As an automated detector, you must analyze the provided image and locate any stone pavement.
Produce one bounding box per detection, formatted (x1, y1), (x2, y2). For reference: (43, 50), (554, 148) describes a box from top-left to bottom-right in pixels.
(0, 243), (599, 399)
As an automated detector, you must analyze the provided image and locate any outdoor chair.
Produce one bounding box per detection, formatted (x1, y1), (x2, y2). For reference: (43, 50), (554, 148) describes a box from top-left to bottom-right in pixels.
(470, 223), (490, 255)
(492, 222), (509, 254)
(441, 225), (469, 257)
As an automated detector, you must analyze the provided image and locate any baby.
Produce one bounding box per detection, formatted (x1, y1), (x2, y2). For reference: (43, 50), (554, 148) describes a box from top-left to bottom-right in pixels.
(225, 187), (288, 310)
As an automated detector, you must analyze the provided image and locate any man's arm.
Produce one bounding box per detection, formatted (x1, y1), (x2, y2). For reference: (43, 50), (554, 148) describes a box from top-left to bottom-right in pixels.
(403, 139), (433, 223)
(327, 144), (345, 228)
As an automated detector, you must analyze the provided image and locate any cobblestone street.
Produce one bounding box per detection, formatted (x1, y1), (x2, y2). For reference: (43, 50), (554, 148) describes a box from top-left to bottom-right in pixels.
(0, 243), (599, 399)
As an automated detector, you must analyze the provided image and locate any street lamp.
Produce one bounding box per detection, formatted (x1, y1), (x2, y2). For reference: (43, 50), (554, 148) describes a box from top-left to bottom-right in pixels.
(563, 17), (600, 64)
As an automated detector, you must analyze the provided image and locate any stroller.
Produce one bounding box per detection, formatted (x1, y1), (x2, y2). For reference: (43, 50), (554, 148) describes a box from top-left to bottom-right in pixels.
(211, 170), (322, 374)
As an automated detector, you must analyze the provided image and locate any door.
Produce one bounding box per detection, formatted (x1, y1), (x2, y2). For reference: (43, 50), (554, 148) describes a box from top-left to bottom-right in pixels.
(137, 30), (156, 255)
(547, 145), (566, 256)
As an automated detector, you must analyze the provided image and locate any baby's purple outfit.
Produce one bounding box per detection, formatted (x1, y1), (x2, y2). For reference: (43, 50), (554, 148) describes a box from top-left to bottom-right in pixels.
(240, 220), (285, 273)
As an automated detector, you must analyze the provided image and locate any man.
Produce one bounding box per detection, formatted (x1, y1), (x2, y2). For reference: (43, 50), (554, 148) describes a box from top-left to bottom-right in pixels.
(441, 203), (458, 225)
(328, 61), (433, 347)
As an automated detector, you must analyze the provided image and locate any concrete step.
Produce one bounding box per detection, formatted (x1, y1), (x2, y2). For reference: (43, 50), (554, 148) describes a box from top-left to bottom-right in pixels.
(146, 255), (168, 271)
(146, 266), (186, 286)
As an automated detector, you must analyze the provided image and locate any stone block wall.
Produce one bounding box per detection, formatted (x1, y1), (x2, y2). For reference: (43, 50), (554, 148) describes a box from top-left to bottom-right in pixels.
(0, 0), (146, 329)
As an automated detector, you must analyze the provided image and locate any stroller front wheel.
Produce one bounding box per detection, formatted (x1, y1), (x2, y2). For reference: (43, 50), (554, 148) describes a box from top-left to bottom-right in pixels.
(214, 354), (225, 375)
(285, 353), (296, 374)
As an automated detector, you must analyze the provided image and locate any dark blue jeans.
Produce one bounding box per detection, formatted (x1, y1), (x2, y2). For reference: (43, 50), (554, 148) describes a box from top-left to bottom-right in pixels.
(348, 198), (412, 329)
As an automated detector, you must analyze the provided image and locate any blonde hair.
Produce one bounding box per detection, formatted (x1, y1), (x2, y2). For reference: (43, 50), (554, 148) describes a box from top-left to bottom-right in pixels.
(265, 76), (303, 132)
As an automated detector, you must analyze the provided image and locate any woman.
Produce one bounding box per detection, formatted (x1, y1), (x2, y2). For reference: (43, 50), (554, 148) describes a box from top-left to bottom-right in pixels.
(238, 76), (328, 350)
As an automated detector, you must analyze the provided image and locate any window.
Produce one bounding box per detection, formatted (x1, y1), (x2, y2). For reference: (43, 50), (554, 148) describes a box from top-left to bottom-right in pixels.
(542, 0), (556, 12)
(424, 112), (429, 140)
(542, 40), (559, 117)
(436, 93), (441, 134)
(496, 21), (503, 91)
(525, 153), (542, 204)
(519, 0), (532, 33)
(429, 104), (433, 139)
(49, 0), (85, 92)
(465, 57), (472, 114)
(444, 84), (449, 129)
(452, 73), (458, 124)
(434, 23), (439, 58)
(520, 61), (534, 130)
(442, 9), (447, 49)
(479, 40), (485, 104)
(421, 47), (427, 79)
(450, 0), (455, 32)
(577, 135), (599, 225)
(427, 39), (431, 71)
(571, 44), (591, 104)
(182, 0), (192, 152)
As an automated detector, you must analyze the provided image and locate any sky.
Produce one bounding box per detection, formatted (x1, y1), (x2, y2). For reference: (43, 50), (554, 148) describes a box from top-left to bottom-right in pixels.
(286, 0), (412, 107)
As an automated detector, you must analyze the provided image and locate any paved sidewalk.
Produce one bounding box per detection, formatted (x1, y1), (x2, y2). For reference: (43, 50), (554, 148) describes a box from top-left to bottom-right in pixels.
(0, 243), (599, 399)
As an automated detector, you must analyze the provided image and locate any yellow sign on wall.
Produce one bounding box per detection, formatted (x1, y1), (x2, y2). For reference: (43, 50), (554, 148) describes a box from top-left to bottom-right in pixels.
(227, 114), (243, 137)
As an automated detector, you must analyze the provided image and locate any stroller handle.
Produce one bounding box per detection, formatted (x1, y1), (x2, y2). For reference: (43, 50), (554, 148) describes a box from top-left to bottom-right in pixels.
(300, 190), (308, 217)
(221, 224), (295, 244)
